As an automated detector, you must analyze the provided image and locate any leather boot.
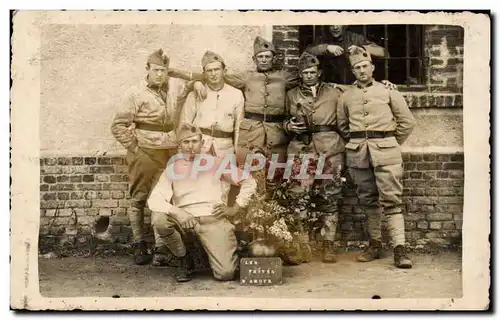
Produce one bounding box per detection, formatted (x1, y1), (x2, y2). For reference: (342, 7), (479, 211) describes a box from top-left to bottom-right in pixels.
(175, 254), (194, 282)
(322, 240), (337, 263)
(152, 246), (172, 267)
(132, 241), (152, 265)
(356, 239), (382, 262)
(394, 245), (413, 269)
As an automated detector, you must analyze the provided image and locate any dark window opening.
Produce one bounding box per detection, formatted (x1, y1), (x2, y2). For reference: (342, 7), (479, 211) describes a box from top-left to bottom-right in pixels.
(298, 25), (426, 86)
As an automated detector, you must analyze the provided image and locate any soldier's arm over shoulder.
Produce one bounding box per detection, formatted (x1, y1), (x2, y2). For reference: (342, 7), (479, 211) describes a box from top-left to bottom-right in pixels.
(284, 69), (300, 90)
(224, 71), (248, 90)
(389, 89), (416, 145)
(110, 88), (139, 152)
(178, 91), (197, 128)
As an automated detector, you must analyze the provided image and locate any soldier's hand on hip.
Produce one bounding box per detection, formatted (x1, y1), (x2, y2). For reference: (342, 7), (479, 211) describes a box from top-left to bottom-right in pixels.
(381, 80), (398, 91)
(212, 203), (240, 219)
(327, 45), (344, 56)
(193, 81), (207, 101)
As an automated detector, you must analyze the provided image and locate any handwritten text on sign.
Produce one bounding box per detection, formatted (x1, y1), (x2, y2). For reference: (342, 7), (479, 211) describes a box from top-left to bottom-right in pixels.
(240, 257), (282, 286)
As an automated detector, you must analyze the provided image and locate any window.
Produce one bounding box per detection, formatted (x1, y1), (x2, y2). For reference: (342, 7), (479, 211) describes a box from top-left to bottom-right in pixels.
(298, 25), (427, 87)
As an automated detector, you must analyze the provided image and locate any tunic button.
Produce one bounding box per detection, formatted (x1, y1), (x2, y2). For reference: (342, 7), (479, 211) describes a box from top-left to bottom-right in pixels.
(363, 100), (368, 104)
(365, 112), (369, 116)
(266, 92), (270, 96)
(264, 105), (268, 108)
(365, 124), (369, 127)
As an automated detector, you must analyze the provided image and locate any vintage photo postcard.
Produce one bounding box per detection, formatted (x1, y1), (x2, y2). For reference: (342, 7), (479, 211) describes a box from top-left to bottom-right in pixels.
(10, 10), (490, 310)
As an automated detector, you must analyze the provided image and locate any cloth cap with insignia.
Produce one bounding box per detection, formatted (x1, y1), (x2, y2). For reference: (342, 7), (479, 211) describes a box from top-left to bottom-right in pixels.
(253, 36), (277, 55)
(298, 51), (320, 71)
(147, 48), (169, 68)
(201, 50), (225, 69)
(177, 122), (202, 142)
(349, 47), (372, 67)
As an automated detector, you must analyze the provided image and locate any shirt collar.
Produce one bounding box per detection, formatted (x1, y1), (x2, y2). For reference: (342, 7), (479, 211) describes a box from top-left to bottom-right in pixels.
(355, 80), (374, 89)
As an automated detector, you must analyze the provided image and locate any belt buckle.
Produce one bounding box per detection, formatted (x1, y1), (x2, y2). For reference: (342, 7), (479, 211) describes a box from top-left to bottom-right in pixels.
(263, 113), (267, 122)
(365, 130), (369, 139)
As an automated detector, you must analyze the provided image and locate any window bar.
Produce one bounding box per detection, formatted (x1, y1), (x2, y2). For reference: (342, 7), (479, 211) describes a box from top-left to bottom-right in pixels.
(362, 25), (367, 39)
(384, 25), (389, 80)
(420, 26), (425, 84)
(406, 25), (411, 86)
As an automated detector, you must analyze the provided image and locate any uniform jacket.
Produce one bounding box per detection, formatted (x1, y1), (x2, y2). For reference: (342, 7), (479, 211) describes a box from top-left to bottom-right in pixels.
(111, 77), (187, 150)
(337, 80), (416, 168)
(179, 83), (244, 157)
(285, 82), (345, 157)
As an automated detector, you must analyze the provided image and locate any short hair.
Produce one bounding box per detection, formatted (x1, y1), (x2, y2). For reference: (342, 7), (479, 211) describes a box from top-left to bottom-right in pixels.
(203, 61), (226, 71)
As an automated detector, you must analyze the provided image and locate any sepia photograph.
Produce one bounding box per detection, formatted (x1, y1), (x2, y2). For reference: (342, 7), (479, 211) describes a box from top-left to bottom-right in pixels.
(10, 10), (490, 310)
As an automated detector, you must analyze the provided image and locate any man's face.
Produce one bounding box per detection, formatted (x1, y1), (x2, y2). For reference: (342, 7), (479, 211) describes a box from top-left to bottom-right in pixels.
(351, 61), (375, 83)
(328, 25), (344, 37)
(300, 66), (322, 87)
(147, 63), (167, 86)
(179, 135), (203, 160)
(203, 61), (225, 87)
(253, 51), (274, 72)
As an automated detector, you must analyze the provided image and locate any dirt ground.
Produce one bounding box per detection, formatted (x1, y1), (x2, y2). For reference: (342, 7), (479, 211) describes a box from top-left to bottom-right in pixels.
(39, 250), (462, 299)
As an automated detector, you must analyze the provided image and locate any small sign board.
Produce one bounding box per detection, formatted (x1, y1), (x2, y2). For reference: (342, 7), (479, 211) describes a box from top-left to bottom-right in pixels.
(239, 257), (282, 286)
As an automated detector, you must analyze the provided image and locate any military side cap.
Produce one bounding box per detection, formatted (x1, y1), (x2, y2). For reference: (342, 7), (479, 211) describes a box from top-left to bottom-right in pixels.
(148, 48), (169, 67)
(348, 47), (372, 67)
(298, 51), (320, 71)
(177, 122), (202, 142)
(202, 50), (225, 69)
(253, 36), (277, 55)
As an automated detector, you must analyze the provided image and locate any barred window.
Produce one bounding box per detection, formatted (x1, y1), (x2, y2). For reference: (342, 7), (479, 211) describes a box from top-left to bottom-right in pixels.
(299, 25), (427, 87)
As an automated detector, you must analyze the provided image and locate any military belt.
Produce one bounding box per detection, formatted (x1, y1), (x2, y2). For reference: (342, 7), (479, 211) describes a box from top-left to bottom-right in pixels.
(295, 125), (338, 145)
(135, 122), (175, 133)
(200, 127), (234, 139)
(349, 130), (395, 139)
(244, 111), (286, 123)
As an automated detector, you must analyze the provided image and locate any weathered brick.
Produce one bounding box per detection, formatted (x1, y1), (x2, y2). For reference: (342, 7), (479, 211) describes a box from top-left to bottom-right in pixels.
(450, 154), (464, 162)
(99, 208), (112, 216)
(423, 154), (436, 162)
(57, 192), (69, 200)
(114, 166), (128, 174)
(43, 157), (58, 166)
(413, 197), (439, 205)
(56, 175), (69, 183)
(70, 175), (82, 183)
(58, 209), (75, 217)
(404, 180), (426, 188)
(112, 207), (127, 216)
(111, 191), (125, 199)
(449, 170), (464, 179)
(84, 191), (98, 200)
(93, 200), (118, 208)
(111, 157), (125, 165)
(54, 217), (71, 226)
(84, 157), (96, 165)
(110, 174), (128, 182)
(108, 225), (122, 234)
(42, 192), (57, 200)
(110, 215), (130, 226)
(41, 166), (63, 174)
(120, 200), (132, 208)
(404, 213), (426, 221)
(425, 188), (439, 197)
(402, 153), (410, 162)
(49, 184), (75, 191)
(417, 162), (441, 171)
(409, 171), (422, 179)
(43, 176), (56, 184)
(410, 154), (422, 162)
(57, 157), (72, 166)
(78, 215), (97, 225)
(341, 222), (353, 231)
(417, 220), (429, 230)
(452, 180), (464, 187)
(40, 200), (66, 209)
(61, 166), (88, 174)
(103, 183), (128, 191)
(422, 172), (437, 180)
(98, 157), (112, 165)
(429, 222), (442, 230)
(82, 174), (95, 182)
(405, 221), (416, 230)
(84, 208), (99, 216)
(436, 171), (449, 179)
(76, 183), (102, 191)
(77, 225), (93, 235)
(439, 197), (463, 205)
(90, 166), (115, 174)
(95, 175), (110, 182)
(453, 213), (463, 221)
(408, 188), (425, 196)
(65, 200), (92, 208)
(443, 162), (463, 170)
(427, 213), (453, 221)
(72, 157), (84, 165)
(429, 180), (453, 188)
(442, 222), (456, 230)
(435, 154), (450, 162)
(97, 191), (111, 199)
(70, 191), (84, 200)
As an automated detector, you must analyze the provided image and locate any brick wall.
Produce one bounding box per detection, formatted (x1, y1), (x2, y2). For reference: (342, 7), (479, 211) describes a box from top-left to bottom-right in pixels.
(39, 153), (464, 249)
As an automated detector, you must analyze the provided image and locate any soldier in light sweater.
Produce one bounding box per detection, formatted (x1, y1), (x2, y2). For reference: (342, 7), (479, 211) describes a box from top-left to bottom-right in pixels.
(147, 123), (257, 282)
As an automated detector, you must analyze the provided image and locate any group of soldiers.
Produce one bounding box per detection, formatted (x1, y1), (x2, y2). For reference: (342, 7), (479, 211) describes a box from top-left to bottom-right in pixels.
(111, 26), (416, 283)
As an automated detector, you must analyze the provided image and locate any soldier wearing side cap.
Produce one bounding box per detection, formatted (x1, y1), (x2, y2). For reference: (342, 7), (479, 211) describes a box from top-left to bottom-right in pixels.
(337, 47), (416, 268)
(110, 49), (190, 265)
(147, 123), (257, 282)
(179, 51), (244, 159)
(283, 52), (346, 264)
